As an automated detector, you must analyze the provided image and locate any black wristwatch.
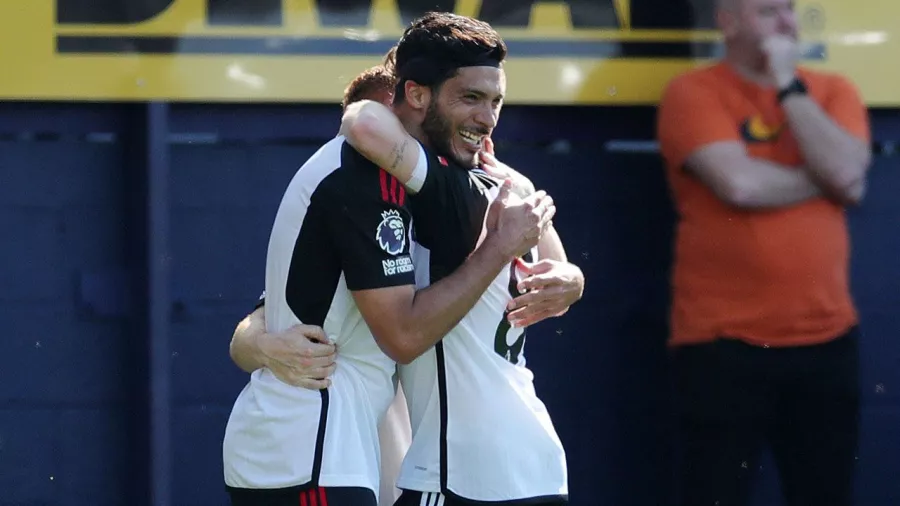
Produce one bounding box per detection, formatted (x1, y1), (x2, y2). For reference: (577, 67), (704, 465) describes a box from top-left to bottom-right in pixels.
(777, 77), (808, 102)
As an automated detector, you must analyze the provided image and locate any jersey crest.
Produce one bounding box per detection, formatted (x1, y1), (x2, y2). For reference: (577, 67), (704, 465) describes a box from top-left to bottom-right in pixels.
(376, 209), (407, 256)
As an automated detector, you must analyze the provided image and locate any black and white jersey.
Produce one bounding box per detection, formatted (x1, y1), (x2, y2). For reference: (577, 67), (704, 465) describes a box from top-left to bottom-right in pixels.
(223, 136), (416, 494)
(398, 151), (569, 503)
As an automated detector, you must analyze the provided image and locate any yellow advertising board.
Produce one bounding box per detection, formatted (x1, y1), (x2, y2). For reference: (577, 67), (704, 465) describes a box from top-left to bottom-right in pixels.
(0, 0), (896, 105)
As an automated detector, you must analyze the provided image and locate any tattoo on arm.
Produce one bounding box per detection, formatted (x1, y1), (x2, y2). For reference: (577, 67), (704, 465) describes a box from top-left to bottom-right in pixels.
(389, 138), (409, 172)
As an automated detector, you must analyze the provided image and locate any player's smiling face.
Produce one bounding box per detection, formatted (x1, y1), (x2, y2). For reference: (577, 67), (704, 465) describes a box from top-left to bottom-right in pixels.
(422, 66), (505, 168)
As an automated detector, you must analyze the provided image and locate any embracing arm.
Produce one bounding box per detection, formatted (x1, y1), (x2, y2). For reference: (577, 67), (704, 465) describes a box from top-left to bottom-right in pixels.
(353, 180), (554, 363)
(340, 100), (425, 191)
(537, 225), (567, 263)
(354, 233), (514, 364)
(230, 306), (269, 373)
(477, 145), (564, 260)
(229, 305), (336, 389)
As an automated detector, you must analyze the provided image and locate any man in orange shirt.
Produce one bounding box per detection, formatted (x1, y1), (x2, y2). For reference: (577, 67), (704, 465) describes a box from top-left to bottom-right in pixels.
(657, 0), (871, 504)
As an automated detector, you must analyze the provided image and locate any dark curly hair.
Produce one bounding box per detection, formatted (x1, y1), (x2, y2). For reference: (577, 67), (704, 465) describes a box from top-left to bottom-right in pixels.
(392, 12), (507, 103)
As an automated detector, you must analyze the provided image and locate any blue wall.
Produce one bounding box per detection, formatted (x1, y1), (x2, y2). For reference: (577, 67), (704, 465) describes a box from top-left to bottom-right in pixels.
(0, 103), (897, 505)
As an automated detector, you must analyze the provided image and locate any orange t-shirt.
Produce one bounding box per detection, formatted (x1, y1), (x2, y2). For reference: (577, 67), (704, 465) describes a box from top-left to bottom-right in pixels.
(657, 62), (870, 348)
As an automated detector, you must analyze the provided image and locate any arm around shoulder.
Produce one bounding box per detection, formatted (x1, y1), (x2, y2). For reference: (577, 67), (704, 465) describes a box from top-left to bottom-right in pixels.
(340, 99), (423, 188)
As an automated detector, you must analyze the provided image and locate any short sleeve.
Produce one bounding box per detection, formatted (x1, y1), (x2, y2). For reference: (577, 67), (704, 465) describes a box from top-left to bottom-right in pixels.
(657, 74), (742, 171)
(409, 152), (489, 281)
(414, 150), (459, 204)
(326, 181), (416, 292)
(824, 75), (870, 143)
(404, 142), (429, 194)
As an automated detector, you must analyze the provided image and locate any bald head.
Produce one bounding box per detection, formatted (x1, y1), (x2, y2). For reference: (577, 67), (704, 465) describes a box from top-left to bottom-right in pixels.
(717, 0), (799, 63)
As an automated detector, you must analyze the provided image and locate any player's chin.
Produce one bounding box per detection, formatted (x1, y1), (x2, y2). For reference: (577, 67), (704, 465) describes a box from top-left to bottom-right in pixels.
(459, 150), (480, 169)
(451, 141), (481, 168)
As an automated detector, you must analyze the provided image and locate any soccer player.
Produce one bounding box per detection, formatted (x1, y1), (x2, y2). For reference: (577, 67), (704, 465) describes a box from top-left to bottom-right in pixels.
(229, 62), (414, 506)
(230, 64), (572, 506)
(221, 47), (556, 506)
(338, 13), (580, 505)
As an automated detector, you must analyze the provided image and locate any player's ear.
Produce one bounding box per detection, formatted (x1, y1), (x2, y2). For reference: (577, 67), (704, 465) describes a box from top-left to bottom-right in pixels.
(404, 80), (431, 111)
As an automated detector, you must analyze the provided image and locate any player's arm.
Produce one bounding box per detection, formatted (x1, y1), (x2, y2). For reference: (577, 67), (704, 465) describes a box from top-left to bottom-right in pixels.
(229, 301), (337, 389)
(658, 76), (823, 209)
(355, 239), (514, 364)
(331, 180), (553, 364)
(340, 100), (425, 192)
(478, 138), (536, 199)
(781, 76), (871, 205)
(229, 305), (269, 374)
(479, 145), (567, 263)
(504, 225), (585, 327)
(478, 141), (565, 261)
(537, 226), (567, 263)
(477, 143), (582, 323)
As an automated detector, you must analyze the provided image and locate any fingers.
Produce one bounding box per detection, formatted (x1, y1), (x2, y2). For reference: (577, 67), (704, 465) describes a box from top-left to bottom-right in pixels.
(507, 285), (567, 312)
(271, 368), (332, 389)
(480, 159), (506, 180)
(524, 192), (553, 237)
(297, 354), (337, 370)
(296, 378), (332, 390)
(507, 302), (547, 322)
(288, 376), (332, 389)
(541, 208), (556, 229)
(484, 137), (495, 155)
(509, 308), (560, 328)
(300, 337), (337, 358)
(515, 274), (558, 294)
(508, 290), (542, 310)
(479, 150), (498, 166)
(529, 192), (554, 217)
(286, 324), (328, 344)
(506, 293), (568, 327)
(519, 194), (554, 245)
(305, 363), (337, 380)
(270, 361), (337, 390)
(481, 160), (512, 185)
(516, 259), (556, 277)
(537, 207), (556, 236)
(523, 190), (548, 206)
(268, 338), (336, 371)
(495, 178), (513, 202)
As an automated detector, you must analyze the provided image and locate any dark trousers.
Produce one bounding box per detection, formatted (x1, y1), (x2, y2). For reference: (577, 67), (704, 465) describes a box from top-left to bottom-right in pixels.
(671, 327), (861, 506)
(228, 485), (376, 506)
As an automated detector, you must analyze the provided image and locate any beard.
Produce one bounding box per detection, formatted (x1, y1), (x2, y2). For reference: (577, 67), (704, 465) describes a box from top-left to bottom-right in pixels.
(421, 100), (477, 169)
